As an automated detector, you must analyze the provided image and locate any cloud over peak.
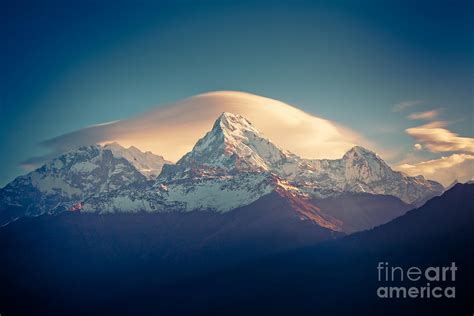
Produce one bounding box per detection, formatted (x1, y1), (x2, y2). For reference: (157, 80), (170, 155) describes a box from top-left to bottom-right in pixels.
(25, 91), (368, 166)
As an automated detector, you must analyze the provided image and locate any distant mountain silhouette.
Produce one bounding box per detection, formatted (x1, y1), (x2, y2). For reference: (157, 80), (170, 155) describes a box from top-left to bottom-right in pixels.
(0, 184), (471, 315)
(148, 183), (472, 316)
(311, 192), (412, 233)
(0, 188), (342, 315)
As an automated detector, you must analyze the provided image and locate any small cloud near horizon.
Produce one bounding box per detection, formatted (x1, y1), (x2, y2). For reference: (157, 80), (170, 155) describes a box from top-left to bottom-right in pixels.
(396, 154), (474, 186)
(392, 100), (423, 112)
(407, 109), (440, 121)
(405, 121), (474, 153)
(413, 143), (423, 151)
(391, 102), (474, 185)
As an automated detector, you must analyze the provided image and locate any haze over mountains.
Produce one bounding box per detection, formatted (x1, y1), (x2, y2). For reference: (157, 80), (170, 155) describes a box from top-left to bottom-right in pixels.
(0, 112), (443, 232)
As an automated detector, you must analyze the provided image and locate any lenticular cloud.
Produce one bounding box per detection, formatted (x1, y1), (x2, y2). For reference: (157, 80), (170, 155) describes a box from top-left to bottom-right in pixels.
(24, 91), (366, 165)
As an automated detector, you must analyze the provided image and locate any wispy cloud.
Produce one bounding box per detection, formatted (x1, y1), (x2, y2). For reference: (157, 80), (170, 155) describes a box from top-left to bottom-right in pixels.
(413, 143), (423, 151)
(407, 109), (440, 121)
(396, 154), (474, 186)
(392, 100), (473, 185)
(405, 121), (474, 153)
(392, 100), (423, 112)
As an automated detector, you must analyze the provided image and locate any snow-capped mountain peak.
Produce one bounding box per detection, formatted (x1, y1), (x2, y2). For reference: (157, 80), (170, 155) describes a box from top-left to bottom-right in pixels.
(174, 112), (290, 175)
(214, 112), (258, 133)
(0, 144), (151, 224)
(341, 146), (392, 182)
(103, 142), (171, 178)
(343, 146), (379, 160)
(332, 146), (442, 204)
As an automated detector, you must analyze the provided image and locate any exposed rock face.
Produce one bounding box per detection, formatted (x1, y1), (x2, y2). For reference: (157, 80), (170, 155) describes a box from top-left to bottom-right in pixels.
(0, 144), (169, 225)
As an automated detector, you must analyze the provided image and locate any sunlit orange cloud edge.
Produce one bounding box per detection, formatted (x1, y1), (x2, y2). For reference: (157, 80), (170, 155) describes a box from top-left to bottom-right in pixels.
(405, 121), (474, 153)
(396, 154), (474, 186)
(393, 118), (474, 185)
(38, 91), (373, 162)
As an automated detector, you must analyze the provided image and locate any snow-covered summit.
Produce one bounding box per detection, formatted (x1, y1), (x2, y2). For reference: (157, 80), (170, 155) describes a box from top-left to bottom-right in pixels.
(164, 112), (294, 178)
(0, 144), (171, 225)
(341, 145), (396, 183)
(103, 142), (171, 178)
(343, 145), (379, 160)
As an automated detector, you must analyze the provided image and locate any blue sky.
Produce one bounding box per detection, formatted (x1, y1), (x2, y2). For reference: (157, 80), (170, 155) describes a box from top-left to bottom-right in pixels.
(1, 0), (473, 186)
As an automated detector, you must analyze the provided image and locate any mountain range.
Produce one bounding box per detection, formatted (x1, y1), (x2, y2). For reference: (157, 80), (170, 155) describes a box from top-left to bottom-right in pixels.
(0, 112), (443, 233)
(1, 111), (472, 316)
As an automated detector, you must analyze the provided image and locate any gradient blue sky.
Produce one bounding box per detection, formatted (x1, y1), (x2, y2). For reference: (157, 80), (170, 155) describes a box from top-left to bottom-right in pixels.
(1, 0), (473, 186)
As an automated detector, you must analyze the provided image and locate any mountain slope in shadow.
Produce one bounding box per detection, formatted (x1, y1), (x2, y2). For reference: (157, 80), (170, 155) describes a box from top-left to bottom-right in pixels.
(147, 183), (474, 316)
(311, 192), (412, 233)
(0, 184), (470, 316)
(0, 190), (340, 315)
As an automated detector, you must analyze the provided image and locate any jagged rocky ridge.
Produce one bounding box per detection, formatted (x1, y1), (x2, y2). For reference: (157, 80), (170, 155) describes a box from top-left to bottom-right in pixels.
(0, 144), (169, 225)
(0, 113), (444, 231)
(160, 113), (442, 204)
